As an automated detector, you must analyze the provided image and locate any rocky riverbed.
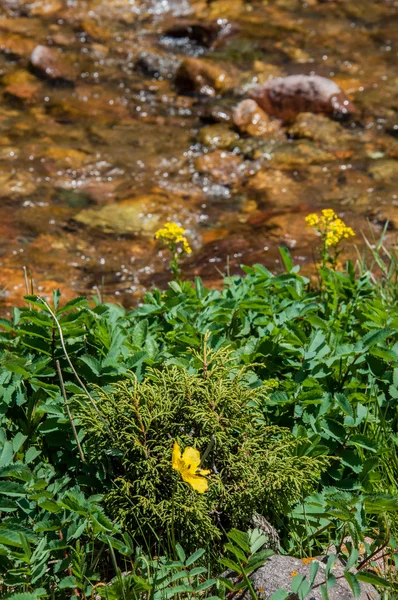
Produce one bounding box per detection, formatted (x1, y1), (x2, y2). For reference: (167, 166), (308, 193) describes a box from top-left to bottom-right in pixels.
(0, 0), (397, 307)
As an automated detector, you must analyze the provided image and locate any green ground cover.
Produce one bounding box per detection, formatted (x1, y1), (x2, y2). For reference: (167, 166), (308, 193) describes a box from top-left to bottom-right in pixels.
(1, 218), (398, 599)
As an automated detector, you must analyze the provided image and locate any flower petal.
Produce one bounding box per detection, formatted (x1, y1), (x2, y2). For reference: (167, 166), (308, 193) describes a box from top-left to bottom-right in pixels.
(172, 441), (182, 471)
(182, 446), (201, 471)
(197, 469), (211, 475)
(182, 472), (209, 493)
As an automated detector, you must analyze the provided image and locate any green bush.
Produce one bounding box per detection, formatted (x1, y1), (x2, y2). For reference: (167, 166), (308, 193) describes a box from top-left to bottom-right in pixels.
(75, 343), (329, 552)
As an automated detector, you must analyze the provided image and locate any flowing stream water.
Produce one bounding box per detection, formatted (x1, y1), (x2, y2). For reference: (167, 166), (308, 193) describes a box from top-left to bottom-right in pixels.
(0, 0), (397, 308)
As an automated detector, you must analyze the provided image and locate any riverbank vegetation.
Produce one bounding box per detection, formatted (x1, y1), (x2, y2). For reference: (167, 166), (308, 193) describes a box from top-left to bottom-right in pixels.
(1, 214), (398, 599)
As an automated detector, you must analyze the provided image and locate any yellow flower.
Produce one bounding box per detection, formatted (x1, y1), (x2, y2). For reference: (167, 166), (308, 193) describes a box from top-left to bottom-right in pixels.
(305, 213), (319, 227)
(290, 570), (299, 577)
(172, 441), (210, 493)
(155, 222), (192, 254)
(305, 210), (355, 248)
(321, 208), (337, 223)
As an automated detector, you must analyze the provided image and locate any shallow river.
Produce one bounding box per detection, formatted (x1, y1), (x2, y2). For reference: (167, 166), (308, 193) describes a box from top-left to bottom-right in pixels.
(0, 0), (397, 308)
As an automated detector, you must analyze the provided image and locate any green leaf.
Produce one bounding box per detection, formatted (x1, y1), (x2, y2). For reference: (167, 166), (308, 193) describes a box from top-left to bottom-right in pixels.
(3, 594), (40, 600)
(0, 480), (26, 496)
(0, 441), (13, 468)
(268, 591), (289, 600)
(348, 435), (378, 453)
(194, 578), (217, 592)
(363, 494), (398, 513)
(227, 529), (250, 553)
(334, 393), (353, 417)
(58, 575), (78, 589)
(219, 557), (241, 573)
(279, 246), (293, 273)
(38, 498), (61, 513)
(224, 542), (247, 563)
(344, 572), (361, 598)
(356, 571), (391, 588)
(25, 447), (41, 464)
(309, 560), (319, 585)
(175, 543), (186, 563)
(186, 548), (205, 566)
(132, 320), (148, 347)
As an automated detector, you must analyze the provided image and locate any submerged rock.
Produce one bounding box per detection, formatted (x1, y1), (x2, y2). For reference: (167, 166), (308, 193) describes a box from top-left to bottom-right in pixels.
(194, 150), (244, 185)
(368, 159), (398, 183)
(233, 99), (278, 136)
(0, 33), (36, 58)
(246, 169), (300, 207)
(135, 50), (180, 80)
(288, 112), (353, 146)
(175, 57), (233, 96)
(74, 193), (191, 235)
(198, 124), (239, 148)
(3, 69), (42, 103)
(271, 140), (334, 166)
(249, 75), (356, 121)
(163, 18), (238, 48)
(30, 45), (77, 82)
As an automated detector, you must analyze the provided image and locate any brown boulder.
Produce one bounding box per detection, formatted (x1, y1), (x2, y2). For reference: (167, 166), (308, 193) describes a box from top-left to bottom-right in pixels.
(250, 74), (356, 121)
(175, 57), (233, 96)
(233, 99), (278, 136)
(30, 45), (78, 82)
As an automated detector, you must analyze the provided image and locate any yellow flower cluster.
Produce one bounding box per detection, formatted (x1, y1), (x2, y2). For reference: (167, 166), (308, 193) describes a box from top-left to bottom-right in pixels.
(172, 441), (210, 493)
(305, 209), (355, 247)
(154, 222), (192, 254)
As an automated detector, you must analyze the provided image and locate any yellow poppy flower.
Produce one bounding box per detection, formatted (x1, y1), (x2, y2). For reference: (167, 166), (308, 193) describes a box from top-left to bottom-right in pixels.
(172, 442), (210, 493)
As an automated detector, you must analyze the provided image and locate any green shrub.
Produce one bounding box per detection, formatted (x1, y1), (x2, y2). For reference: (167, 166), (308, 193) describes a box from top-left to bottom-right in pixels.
(76, 343), (329, 552)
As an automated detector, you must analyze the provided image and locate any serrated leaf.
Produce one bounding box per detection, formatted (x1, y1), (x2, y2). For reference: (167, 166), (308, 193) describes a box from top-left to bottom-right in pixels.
(0, 480), (26, 496)
(334, 393), (353, 417)
(356, 571), (391, 588)
(132, 320), (148, 348)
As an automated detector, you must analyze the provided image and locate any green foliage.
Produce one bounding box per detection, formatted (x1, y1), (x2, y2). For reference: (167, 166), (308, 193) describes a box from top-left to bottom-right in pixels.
(75, 343), (328, 552)
(0, 242), (398, 596)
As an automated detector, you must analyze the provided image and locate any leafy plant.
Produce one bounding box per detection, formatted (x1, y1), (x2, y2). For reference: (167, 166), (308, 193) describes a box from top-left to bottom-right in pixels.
(75, 342), (329, 553)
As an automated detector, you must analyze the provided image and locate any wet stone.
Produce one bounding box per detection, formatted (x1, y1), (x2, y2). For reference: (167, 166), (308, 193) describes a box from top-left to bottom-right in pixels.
(249, 75), (356, 121)
(0, 33), (36, 58)
(2, 68), (42, 103)
(0, 169), (37, 197)
(42, 147), (91, 169)
(74, 193), (193, 236)
(194, 150), (244, 185)
(162, 18), (238, 48)
(271, 140), (334, 167)
(135, 51), (180, 80)
(368, 159), (398, 184)
(198, 123), (239, 149)
(175, 57), (233, 96)
(28, 0), (64, 16)
(288, 112), (353, 146)
(78, 20), (111, 42)
(30, 45), (78, 82)
(246, 169), (300, 207)
(233, 99), (278, 136)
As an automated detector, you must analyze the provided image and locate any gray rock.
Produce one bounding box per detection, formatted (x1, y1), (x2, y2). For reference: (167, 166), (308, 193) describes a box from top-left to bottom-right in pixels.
(242, 554), (380, 600)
